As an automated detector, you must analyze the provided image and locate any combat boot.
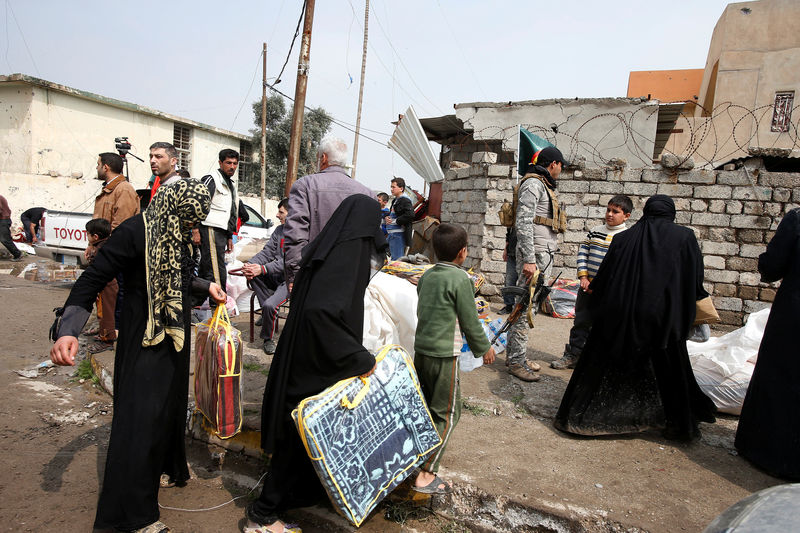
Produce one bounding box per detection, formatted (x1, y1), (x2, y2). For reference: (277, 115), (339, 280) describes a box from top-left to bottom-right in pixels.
(509, 363), (540, 382)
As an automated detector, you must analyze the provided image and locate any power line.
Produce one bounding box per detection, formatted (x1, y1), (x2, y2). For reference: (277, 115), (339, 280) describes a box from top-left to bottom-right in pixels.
(271, 0), (306, 90)
(269, 86), (387, 146)
(228, 50), (263, 131)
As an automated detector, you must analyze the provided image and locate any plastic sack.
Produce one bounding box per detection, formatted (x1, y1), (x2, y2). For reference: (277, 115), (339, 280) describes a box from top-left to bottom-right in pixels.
(194, 304), (244, 438)
(363, 272), (418, 353)
(293, 344), (441, 527)
(687, 307), (770, 415)
(541, 279), (579, 318)
(459, 317), (507, 372)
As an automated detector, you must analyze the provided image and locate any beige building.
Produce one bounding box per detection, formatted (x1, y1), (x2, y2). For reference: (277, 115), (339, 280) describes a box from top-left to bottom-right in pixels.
(0, 73), (253, 212)
(662, 0), (800, 166)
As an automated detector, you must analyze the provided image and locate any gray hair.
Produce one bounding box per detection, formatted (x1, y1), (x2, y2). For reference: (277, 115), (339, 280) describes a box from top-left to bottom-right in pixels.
(318, 137), (349, 167)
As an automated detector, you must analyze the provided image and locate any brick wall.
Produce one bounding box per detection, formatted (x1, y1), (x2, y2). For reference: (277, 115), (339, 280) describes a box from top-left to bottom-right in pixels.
(438, 152), (800, 326)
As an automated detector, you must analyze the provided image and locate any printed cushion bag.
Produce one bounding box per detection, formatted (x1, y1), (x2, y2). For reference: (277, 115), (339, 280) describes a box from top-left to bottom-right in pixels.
(194, 303), (244, 439)
(292, 344), (442, 527)
(541, 278), (580, 318)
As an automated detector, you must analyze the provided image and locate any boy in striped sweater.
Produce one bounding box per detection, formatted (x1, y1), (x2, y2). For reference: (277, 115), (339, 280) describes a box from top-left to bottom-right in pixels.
(550, 194), (633, 370)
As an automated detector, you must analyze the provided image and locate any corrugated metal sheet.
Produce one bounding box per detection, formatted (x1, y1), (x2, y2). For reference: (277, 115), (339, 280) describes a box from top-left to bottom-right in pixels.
(388, 106), (445, 184)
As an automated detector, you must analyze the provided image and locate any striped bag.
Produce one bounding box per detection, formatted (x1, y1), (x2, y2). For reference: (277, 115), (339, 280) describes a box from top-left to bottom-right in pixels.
(194, 303), (243, 439)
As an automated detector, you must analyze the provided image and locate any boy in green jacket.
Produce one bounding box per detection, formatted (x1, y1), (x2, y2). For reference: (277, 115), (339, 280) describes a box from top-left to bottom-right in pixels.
(413, 223), (495, 494)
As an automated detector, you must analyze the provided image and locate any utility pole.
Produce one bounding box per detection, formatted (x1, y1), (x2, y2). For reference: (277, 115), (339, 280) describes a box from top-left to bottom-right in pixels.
(351, 0), (369, 180)
(284, 0), (315, 198)
(260, 42), (267, 214)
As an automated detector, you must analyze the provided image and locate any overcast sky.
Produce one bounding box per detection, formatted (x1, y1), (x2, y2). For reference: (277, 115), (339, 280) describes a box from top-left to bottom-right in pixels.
(2, 0), (732, 199)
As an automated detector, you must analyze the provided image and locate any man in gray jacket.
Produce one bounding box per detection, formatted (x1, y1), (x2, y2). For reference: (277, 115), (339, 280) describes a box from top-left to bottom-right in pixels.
(283, 137), (374, 289)
(241, 198), (289, 354)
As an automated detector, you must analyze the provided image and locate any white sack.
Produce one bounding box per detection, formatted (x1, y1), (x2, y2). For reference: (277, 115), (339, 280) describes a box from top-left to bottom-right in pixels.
(687, 307), (771, 415)
(363, 272), (418, 354)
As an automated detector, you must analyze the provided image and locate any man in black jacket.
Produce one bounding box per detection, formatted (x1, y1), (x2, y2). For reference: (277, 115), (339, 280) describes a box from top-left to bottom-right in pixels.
(384, 177), (414, 260)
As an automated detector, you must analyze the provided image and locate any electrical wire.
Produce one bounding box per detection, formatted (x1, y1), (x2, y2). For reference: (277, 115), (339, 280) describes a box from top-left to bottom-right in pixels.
(158, 471), (269, 513)
(228, 50), (264, 131)
(269, 87), (387, 146)
(270, 0), (306, 90)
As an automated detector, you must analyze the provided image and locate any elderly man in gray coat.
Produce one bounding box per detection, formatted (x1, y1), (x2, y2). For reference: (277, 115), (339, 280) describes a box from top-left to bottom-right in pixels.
(283, 137), (375, 289)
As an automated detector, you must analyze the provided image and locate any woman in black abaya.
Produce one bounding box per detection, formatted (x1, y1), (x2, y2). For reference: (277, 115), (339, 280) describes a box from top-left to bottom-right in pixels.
(735, 208), (800, 479)
(554, 195), (716, 441)
(245, 194), (387, 533)
(50, 180), (226, 532)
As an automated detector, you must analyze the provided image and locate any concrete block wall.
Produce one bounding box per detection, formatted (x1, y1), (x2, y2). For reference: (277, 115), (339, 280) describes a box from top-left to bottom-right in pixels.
(439, 152), (800, 326)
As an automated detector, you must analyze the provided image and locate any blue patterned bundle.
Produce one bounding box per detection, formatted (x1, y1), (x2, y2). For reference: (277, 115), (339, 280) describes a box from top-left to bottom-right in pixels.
(292, 344), (442, 527)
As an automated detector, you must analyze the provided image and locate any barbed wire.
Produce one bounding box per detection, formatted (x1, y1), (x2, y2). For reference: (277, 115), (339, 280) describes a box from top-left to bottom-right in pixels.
(447, 101), (800, 170)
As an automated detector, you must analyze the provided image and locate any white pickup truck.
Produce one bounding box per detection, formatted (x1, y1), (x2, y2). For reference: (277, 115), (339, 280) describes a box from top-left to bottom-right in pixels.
(36, 204), (274, 266)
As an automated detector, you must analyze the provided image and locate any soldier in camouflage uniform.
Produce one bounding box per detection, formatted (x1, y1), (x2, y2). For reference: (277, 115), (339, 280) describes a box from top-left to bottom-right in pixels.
(506, 146), (567, 382)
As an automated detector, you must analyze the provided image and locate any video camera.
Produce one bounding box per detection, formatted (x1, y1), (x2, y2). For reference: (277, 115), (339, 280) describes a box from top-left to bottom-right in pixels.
(115, 137), (132, 157)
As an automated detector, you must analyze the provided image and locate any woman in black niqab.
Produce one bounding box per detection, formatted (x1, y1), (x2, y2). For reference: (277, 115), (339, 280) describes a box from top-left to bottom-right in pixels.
(246, 193), (388, 531)
(554, 195), (716, 441)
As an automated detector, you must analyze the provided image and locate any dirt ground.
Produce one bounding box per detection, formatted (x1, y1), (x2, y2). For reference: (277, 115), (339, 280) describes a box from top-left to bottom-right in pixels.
(0, 255), (786, 533)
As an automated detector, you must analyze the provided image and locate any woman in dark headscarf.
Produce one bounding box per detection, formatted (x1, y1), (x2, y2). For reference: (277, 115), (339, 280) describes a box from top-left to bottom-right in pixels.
(735, 207), (800, 480)
(554, 195), (716, 441)
(245, 194), (387, 533)
(50, 179), (226, 533)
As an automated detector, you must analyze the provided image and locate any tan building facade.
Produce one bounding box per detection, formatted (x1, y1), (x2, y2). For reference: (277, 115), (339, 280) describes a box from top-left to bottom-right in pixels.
(0, 74), (252, 213)
(669, 0), (800, 166)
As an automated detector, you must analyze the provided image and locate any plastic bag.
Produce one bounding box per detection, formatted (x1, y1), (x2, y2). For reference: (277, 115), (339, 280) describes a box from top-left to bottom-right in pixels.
(458, 317), (507, 372)
(194, 304), (244, 439)
(541, 279), (579, 318)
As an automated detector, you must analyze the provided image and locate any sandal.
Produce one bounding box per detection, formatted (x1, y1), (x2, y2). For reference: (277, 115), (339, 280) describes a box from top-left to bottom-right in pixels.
(243, 519), (302, 533)
(86, 340), (114, 354)
(82, 326), (101, 336)
(133, 521), (170, 533)
(412, 474), (453, 494)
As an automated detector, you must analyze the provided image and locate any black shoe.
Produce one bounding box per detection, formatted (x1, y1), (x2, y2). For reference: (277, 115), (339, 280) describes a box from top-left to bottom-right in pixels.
(255, 316), (263, 327)
(263, 339), (276, 355)
(498, 305), (513, 315)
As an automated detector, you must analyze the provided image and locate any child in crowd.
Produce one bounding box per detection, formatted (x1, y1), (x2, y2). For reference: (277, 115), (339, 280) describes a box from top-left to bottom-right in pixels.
(550, 194), (633, 369)
(413, 223), (495, 493)
(84, 218), (118, 353)
(377, 192), (390, 235)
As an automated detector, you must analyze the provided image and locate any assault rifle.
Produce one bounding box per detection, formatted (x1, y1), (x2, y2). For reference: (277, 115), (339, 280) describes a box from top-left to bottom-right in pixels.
(490, 267), (562, 345)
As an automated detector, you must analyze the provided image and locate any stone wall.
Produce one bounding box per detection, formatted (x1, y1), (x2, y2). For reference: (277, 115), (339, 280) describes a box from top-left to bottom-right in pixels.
(438, 151), (800, 326)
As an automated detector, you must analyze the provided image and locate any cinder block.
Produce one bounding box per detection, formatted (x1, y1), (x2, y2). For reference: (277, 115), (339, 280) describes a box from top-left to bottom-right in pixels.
(739, 243), (765, 258)
(738, 286), (759, 300)
(727, 256), (758, 271)
(703, 255), (725, 269)
(714, 283), (737, 297)
(691, 212), (731, 226)
(716, 171), (753, 186)
(678, 170), (715, 184)
(744, 300), (771, 314)
(738, 229), (764, 243)
(742, 202), (764, 215)
(708, 227), (736, 241)
(694, 185), (732, 199)
(739, 272), (761, 286)
(730, 215), (771, 229)
(704, 269), (739, 283)
(725, 200), (743, 214)
(558, 181), (590, 193)
(589, 181), (623, 194)
(641, 169), (675, 183)
(487, 164), (511, 177)
(623, 182), (658, 196)
(712, 296), (743, 312)
(702, 241), (739, 255)
(691, 199), (708, 212)
(472, 151), (498, 164)
(732, 186), (771, 201)
(773, 188), (792, 202)
(760, 288), (776, 302)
